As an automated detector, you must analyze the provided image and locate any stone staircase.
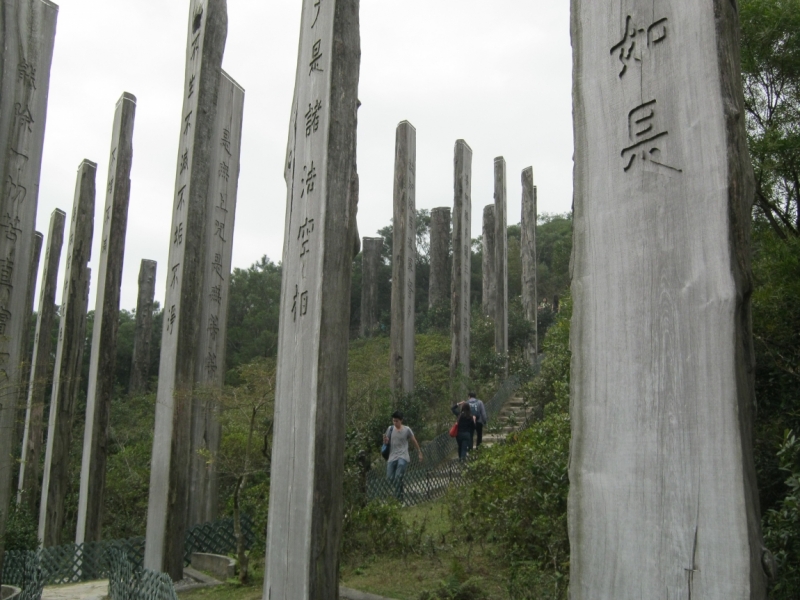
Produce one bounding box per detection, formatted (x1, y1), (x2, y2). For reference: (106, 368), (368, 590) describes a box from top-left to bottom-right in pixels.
(480, 395), (536, 447)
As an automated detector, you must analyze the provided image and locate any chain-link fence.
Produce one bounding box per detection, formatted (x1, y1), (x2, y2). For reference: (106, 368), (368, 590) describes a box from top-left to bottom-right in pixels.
(2, 515), (255, 591)
(108, 548), (177, 600)
(366, 375), (524, 506)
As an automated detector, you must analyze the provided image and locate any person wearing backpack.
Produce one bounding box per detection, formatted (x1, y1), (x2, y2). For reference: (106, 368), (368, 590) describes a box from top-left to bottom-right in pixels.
(383, 411), (423, 501)
(452, 392), (488, 446)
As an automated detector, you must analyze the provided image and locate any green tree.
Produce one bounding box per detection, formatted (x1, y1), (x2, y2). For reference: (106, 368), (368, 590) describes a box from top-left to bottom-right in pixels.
(741, 0), (800, 238)
(225, 256), (282, 383)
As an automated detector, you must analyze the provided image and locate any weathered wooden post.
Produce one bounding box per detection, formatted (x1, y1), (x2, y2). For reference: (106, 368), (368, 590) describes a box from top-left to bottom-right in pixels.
(390, 121), (416, 394)
(15, 231), (43, 451)
(264, 0), (360, 596)
(39, 161), (95, 548)
(17, 210), (65, 515)
(128, 259), (157, 394)
(493, 157), (508, 371)
(144, 0), (228, 580)
(569, 1), (769, 597)
(360, 237), (383, 338)
(481, 205), (496, 318)
(521, 167), (537, 365)
(0, 0), (58, 566)
(188, 70), (244, 527)
(428, 207), (450, 309)
(450, 140), (472, 383)
(76, 93), (136, 544)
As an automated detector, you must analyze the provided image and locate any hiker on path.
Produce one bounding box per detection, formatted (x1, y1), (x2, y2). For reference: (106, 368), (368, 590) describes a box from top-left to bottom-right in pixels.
(451, 391), (488, 446)
(454, 402), (476, 460)
(384, 411), (423, 501)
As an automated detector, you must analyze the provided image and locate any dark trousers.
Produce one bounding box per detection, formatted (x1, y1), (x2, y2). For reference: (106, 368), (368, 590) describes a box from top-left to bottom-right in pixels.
(457, 431), (473, 460)
(476, 422), (483, 446)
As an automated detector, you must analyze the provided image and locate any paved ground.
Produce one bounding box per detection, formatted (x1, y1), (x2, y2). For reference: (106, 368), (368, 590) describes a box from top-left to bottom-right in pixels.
(41, 580), (108, 600)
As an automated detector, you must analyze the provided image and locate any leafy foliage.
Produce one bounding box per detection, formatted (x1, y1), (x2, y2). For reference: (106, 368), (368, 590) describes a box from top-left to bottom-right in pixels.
(449, 302), (572, 597)
(740, 0), (800, 238)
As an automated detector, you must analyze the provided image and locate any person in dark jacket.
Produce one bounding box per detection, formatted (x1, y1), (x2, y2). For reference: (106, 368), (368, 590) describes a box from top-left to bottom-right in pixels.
(455, 402), (476, 461)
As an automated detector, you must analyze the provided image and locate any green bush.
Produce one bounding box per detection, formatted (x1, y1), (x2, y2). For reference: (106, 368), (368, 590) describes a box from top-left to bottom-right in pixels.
(342, 500), (417, 558)
(763, 430), (800, 598)
(418, 577), (489, 600)
(2, 503), (39, 552)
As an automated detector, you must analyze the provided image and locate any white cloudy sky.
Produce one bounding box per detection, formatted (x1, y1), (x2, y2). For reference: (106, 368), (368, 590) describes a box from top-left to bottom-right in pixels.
(35, 0), (573, 310)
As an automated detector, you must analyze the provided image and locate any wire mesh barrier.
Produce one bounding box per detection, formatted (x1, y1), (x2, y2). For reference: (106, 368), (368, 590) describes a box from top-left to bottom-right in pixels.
(108, 548), (177, 600)
(184, 515), (256, 563)
(1, 515), (255, 593)
(1, 550), (45, 600)
(366, 375), (523, 506)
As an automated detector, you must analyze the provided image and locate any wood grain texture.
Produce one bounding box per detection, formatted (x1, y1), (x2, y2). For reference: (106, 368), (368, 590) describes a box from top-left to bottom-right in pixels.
(520, 168), (537, 364)
(360, 237), (382, 338)
(390, 121), (416, 394)
(450, 140), (472, 382)
(264, 0), (360, 597)
(128, 259), (157, 394)
(569, 0), (767, 597)
(493, 157), (508, 371)
(17, 211), (64, 516)
(76, 92), (136, 545)
(481, 205), (496, 318)
(0, 0), (58, 567)
(188, 70), (244, 528)
(428, 207), (450, 309)
(145, 0), (227, 580)
(39, 161), (95, 548)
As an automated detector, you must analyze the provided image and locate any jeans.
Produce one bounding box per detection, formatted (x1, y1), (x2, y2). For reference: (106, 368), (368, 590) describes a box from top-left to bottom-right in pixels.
(386, 458), (409, 501)
(456, 431), (473, 461)
(476, 422), (483, 446)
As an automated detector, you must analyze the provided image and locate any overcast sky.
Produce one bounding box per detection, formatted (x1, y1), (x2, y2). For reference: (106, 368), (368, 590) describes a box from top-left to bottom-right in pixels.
(35, 1), (573, 311)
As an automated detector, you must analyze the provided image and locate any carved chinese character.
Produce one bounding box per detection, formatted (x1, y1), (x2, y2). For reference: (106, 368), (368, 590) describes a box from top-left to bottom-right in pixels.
(211, 253), (224, 280)
(171, 263), (180, 289)
(610, 15), (669, 78)
(176, 185), (187, 211)
(312, 0), (322, 28)
(206, 351), (217, 377)
(10, 148), (29, 173)
(0, 307), (11, 335)
(207, 314), (219, 342)
(300, 163), (317, 198)
(102, 237), (108, 253)
(173, 222), (183, 245)
(0, 258), (14, 288)
(218, 192), (228, 213)
(621, 99), (682, 173)
(167, 305), (176, 334)
(6, 175), (27, 205)
(180, 149), (189, 174)
(110, 148), (117, 166)
(2, 214), (22, 242)
(188, 75), (196, 98)
(214, 219), (226, 242)
(14, 103), (34, 132)
(309, 40), (324, 75)
(191, 32), (201, 61)
(221, 129), (232, 155)
(298, 217), (315, 258)
(305, 100), (322, 137)
(17, 61), (36, 90)
(106, 206), (111, 222)
(218, 161), (229, 181)
(209, 285), (222, 305)
(407, 256), (413, 272)
(107, 178), (114, 195)
(291, 285), (309, 321)
(184, 111), (193, 136)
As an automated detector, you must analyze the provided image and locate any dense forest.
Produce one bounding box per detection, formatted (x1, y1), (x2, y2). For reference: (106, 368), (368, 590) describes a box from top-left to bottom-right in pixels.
(4, 0), (800, 597)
